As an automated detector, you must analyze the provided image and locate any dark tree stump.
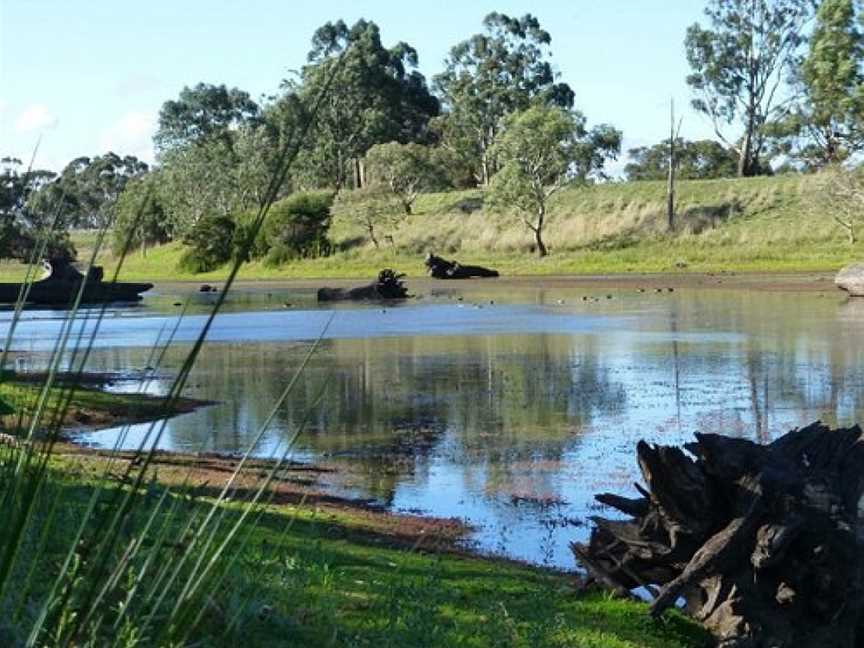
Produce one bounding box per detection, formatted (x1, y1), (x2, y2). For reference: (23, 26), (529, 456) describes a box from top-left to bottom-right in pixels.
(572, 422), (864, 647)
(317, 269), (408, 301)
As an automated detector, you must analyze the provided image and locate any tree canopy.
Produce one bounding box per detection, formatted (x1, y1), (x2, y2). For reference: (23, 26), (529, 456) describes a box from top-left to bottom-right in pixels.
(685, 0), (813, 176)
(489, 105), (615, 257)
(625, 139), (738, 181)
(285, 19), (440, 190)
(774, 0), (864, 167)
(433, 12), (575, 186)
(154, 83), (261, 151)
(365, 142), (447, 213)
(26, 153), (148, 229)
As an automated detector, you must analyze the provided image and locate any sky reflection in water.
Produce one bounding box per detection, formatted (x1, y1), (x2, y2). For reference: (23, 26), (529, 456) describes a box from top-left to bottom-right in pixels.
(3, 285), (864, 568)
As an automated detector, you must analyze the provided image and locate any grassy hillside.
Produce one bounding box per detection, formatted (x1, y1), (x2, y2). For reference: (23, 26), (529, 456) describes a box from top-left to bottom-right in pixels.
(3, 174), (861, 281)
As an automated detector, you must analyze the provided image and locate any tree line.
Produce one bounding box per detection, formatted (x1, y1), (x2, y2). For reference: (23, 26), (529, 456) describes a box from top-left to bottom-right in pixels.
(3, 0), (864, 265)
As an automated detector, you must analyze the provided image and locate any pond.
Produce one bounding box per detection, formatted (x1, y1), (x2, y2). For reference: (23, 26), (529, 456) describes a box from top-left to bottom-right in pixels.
(4, 278), (864, 568)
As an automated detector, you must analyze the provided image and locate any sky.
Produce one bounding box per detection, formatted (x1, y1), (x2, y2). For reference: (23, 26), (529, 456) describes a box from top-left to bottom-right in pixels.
(0, 1), (718, 174)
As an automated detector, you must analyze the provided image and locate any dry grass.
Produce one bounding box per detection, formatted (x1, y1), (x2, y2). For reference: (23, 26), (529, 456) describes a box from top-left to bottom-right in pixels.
(0, 174), (859, 282)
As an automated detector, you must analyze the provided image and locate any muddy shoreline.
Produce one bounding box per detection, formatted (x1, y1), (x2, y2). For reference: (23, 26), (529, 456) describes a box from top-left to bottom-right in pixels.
(156, 270), (842, 295)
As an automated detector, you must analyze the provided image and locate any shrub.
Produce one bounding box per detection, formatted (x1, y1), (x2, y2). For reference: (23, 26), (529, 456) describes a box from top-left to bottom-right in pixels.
(259, 191), (333, 265)
(178, 215), (236, 273)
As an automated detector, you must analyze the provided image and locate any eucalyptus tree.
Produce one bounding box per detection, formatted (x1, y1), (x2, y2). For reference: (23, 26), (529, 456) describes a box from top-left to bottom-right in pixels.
(157, 124), (279, 237)
(433, 12), (575, 186)
(625, 139), (738, 181)
(489, 105), (620, 257)
(285, 19), (439, 191)
(26, 153), (148, 229)
(112, 172), (171, 256)
(0, 157), (58, 259)
(685, 0), (813, 176)
(365, 142), (447, 213)
(775, 0), (864, 167)
(154, 83), (261, 152)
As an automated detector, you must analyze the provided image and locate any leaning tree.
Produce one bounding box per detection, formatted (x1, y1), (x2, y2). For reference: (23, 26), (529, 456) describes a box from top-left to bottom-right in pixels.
(685, 0), (813, 176)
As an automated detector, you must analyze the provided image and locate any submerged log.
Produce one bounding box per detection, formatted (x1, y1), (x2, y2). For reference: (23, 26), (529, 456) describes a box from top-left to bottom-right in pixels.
(425, 253), (499, 279)
(572, 422), (864, 647)
(836, 262), (864, 297)
(317, 269), (409, 301)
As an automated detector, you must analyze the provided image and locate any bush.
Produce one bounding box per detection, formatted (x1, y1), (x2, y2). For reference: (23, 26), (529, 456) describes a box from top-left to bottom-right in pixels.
(178, 215), (236, 273)
(261, 191), (332, 263)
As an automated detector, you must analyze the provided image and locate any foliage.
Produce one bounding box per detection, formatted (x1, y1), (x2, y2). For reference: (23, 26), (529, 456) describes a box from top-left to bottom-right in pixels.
(155, 82), (261, 151)
(112, 172), (172, 256)
(0, 157), (74, 261)
(433, 12), (575, 186)
(365, 142), (447, 213)
(333, 185), (405, 249)
(26, 153), (147, 229)
(810, 165), (864, 243)
(773, 0), (864, 167)
(625, 138), (738, 181)
(258, 191), (334, 266)
(685, 0), (813, 176)
(490, 105), (619, 257)
(284, 19), (439, 190)
(159, 125), (281, 238)
(179, 214), (237, 273)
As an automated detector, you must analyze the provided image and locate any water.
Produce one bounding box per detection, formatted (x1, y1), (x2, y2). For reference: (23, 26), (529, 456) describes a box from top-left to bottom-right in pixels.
(4, 281), (864, 568)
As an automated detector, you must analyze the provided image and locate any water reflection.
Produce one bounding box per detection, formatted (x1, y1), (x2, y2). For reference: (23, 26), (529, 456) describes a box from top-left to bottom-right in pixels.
(4, 287), (864, 568)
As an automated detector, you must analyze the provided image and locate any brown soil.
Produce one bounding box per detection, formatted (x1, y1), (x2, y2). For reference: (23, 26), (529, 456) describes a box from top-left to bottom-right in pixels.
(54, 442), (470, 554)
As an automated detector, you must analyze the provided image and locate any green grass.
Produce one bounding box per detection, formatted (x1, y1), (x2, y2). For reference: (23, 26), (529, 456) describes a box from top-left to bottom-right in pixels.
(30, 452), (709, 647)
(0, 174), (859, 281)
(0, 377), (199, 430)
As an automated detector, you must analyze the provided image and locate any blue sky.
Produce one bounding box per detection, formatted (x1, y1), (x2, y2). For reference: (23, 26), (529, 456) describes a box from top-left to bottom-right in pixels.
(1, 1), (717, 173)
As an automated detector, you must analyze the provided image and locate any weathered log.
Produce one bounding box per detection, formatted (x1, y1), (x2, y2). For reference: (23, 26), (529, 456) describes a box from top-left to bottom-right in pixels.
(572, 422), (864, 647)
(317, 269), (409, 302)
(424, 253), (499, 279)
(836, 262), (864, 297)
(0, 257), (152, 305)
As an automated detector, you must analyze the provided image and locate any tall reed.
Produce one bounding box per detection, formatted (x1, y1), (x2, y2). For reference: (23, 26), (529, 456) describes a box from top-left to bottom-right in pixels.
(0, 47), (348, 647)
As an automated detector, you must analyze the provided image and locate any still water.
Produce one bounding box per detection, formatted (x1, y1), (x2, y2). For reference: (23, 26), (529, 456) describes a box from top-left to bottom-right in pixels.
(4, 281), (864, 568)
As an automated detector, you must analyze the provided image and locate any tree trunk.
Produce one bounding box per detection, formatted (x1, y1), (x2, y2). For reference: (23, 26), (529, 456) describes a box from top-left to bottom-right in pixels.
(534, 208), (547, 257)
(353, 158), (363, 190)
(572, 422), (864, 647)
(367, 224), (379, 249)
(667, 100), (676, 232)
(737, 128), (753, 177)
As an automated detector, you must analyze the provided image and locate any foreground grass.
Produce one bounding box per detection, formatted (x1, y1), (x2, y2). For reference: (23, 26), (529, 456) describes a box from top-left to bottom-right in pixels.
(0, 380), (709, 646)
(24, 450), (709, 647)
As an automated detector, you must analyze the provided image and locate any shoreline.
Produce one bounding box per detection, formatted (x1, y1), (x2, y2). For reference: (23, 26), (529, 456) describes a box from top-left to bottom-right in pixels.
(16, 375), (492, 566)
(152, 270), (843, 295)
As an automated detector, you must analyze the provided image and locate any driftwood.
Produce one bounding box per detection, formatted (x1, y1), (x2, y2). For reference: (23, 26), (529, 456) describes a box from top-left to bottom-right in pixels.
(317, 269), (408, 301)
(572, 422), (864, 647)
(0, 258), (152, 305)
(425, 253), (499, 279)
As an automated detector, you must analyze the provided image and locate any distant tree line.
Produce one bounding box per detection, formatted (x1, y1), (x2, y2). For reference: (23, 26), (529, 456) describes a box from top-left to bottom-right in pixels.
(7, 0), (864, 265)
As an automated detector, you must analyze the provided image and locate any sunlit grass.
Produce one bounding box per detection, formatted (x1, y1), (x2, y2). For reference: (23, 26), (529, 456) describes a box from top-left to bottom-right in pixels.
(37, 452), (710, 648)
(0, 174), (850, 283)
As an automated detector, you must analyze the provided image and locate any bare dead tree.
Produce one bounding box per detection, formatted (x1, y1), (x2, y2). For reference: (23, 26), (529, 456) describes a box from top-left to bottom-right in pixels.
(667, 98), (684, 232)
